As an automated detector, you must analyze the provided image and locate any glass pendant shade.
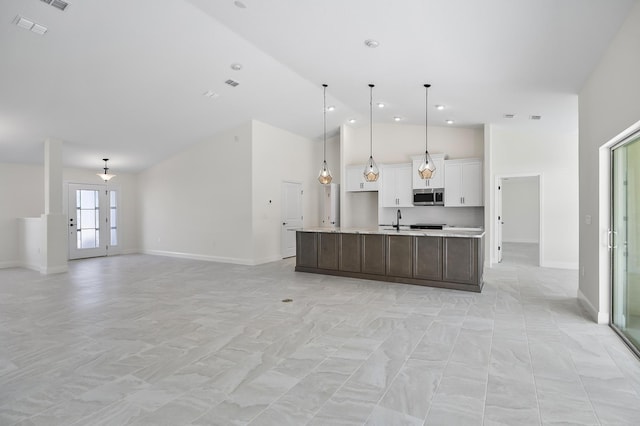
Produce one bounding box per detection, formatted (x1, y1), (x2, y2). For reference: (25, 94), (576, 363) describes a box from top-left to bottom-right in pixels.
(97, 158), (116, 182)
(419, 83), (435, 180)
(318, 160), (332, 184)
(364, 155), (379, 182)
(318, 84), (333, 184)
(418, 151), (435, 179)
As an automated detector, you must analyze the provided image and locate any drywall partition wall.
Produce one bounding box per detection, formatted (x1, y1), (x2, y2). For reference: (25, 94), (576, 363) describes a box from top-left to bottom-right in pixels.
(502, 177), (540, 243)
(64, 168), (140, 255)
(251, 120), (322, 264)
(579, 2), (640, 322)
(139, 122), (254, 264)
(340, 123), (484, 227)
(0, 163), (44, 268)
(488, 126), (578, 269)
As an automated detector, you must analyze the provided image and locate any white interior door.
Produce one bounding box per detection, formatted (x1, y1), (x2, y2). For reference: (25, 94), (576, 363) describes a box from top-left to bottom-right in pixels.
(281, 181), (303, 258)
(496, 179), (503, 263)
(68, 183), (118, 259)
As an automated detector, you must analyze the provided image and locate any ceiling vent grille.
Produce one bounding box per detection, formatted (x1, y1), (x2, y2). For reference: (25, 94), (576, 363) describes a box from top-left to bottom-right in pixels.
(225, 79), (239, 87)
(503, 114), (515, 119)
(530, 115), (542, 120)
(41, 0), (69, 11)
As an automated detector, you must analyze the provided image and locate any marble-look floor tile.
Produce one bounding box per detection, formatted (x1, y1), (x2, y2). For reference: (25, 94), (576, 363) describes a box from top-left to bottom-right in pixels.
(1, 247), (639, 425)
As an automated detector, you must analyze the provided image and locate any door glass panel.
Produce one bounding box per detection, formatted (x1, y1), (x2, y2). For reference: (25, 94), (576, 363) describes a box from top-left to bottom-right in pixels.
(612, 135), (640, 352)
(76, 189), (100, 249)
(110, 190), (118, 246)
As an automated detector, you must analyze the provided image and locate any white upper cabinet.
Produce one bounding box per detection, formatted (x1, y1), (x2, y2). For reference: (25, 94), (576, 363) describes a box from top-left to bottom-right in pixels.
(380, 163), (413, 207)
(345, 164), (379, 192)
(444, 158), (483, 207)
(411, 153), (446, 189)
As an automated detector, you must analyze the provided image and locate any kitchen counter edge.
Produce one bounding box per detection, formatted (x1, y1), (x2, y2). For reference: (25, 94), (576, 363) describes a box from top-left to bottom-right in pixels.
(294, 227), (485, 238)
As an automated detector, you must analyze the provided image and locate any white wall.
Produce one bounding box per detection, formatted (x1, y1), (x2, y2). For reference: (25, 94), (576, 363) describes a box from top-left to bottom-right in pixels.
(486, 126), (578, 269)
(0, 163), (44, 267)
(139, 122), (254, 264)
(502, 177), (539, 243)
(579, 2), (640, 322)
(251, 120), (322, 263)
(340, 123), (484, 227)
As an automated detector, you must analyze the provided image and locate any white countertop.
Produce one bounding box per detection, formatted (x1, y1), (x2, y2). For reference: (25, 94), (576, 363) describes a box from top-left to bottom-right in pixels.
(295, 226), (485, 238)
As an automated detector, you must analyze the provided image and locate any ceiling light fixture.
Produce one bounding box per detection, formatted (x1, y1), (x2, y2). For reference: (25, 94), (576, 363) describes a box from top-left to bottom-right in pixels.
(318, 84), (332, 185)
(446, 119), (454, 124)
(97, 159), (116, 182)
(418, 84), (436, 180)
(230, 63), (242, 71)
(327, 105), (335, 112)
(364, 84), (379, 182)
(393, 116), (402, 122)
(348, 119), (356, 124)
(376, 103), (385, 109)
(364, 39), (379, 48)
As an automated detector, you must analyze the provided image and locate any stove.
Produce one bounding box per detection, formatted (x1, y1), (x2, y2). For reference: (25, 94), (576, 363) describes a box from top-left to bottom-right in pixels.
(409, 224), (446, 230)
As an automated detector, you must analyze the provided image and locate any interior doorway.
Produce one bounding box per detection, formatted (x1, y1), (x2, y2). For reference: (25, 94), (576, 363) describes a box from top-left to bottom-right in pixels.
(495, 174), (542, 266)
(281, 181), (303, 258)
(67, 183), (119, 260)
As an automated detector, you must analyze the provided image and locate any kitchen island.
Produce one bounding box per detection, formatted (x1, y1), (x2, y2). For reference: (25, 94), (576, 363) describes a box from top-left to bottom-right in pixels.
(295, 227), (485, 292)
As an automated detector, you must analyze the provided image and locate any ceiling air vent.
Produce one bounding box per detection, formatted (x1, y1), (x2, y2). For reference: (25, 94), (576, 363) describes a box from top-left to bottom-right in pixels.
(530, 115), (542, 120)
(51, 0), (69, 11)
(503, 114), (516, 119)
(225, 79), (239, 87)
(40, 0), (53, 4)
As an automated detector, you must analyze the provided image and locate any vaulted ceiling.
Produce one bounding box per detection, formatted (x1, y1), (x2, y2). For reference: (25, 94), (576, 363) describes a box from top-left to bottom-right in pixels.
(0, 0), (636, 172)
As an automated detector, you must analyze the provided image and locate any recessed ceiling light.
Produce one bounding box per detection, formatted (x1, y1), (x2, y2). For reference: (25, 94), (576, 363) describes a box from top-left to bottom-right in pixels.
(435, 105), (445, 110)
(504, 113), (516, 119)
(393, 116), (402, 122)
(364, 39), (379, 48)
(376, 103), (385, 108)
(530, 115), (542, 120)
(446, 120), (454, 124)
(326, 105), (335, 112)
(230, 63), (242, 71)
(348, 119), (356, 124)
(234, 1), (247, 8)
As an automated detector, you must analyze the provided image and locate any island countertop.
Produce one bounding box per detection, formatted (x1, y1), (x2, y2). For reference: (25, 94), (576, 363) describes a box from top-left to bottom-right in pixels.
(295, 226), (485, 239)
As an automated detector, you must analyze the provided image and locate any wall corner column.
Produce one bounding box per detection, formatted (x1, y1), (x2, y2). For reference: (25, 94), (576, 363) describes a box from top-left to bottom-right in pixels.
(41, 138), (68, 274)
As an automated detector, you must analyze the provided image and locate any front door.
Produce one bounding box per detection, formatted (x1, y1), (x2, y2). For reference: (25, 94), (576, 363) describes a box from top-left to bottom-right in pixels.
(281, 181), (303, 258)
(68, 183), (118, 260)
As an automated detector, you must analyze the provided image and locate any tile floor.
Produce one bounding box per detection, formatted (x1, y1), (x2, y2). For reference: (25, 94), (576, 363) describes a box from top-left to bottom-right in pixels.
(1, 245), (640, 425)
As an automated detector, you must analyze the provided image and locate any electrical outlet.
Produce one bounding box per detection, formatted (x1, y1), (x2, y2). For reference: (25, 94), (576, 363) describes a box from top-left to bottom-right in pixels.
(585, 215), (591, 225)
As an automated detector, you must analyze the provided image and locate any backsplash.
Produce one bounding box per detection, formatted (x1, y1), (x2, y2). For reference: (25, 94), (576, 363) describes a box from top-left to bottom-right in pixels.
(379, 206), (484, 228)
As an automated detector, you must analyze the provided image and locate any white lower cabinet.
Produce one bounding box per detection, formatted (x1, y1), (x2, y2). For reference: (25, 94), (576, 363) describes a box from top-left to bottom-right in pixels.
(381, 163), (413, 207)
(346, 164), (379, 192)
(444, 158), (483, 207)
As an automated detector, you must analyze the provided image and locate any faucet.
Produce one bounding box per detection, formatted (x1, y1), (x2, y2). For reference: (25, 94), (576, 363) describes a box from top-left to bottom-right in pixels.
(394, 209), (402, 231)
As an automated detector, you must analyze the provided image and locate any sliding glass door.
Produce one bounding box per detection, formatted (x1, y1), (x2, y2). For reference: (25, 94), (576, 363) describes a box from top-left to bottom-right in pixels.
(611, 133), (640, 354)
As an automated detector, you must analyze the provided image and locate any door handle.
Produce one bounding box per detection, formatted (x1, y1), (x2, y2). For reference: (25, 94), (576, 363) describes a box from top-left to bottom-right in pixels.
(608, 229), (617, 249)
(283, 222), (287, 226)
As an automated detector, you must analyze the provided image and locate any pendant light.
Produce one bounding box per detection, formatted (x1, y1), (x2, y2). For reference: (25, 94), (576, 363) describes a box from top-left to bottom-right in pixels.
(318, 84), (332, 184)
(363, 83), (379, 182)
(97, 158), (116, 182)
(418, 84), (436, 179)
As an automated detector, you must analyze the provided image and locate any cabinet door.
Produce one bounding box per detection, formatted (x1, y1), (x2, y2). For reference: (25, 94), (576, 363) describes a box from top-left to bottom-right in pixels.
(444, 162), (462, 206)
(296, 232), (317, 268)
(381, 166), (398, 207)
(442, 237), (478, 284)
(396, 165), (414, 207)
(386, 235), (413, 278)
(346, 166), (364, 192)
(339, 233), (361, 272)
(413, 237), (442, 280)
(361, 234), (385, 275)
(318, 233), (339, 270)
(461, 162), (483, 206)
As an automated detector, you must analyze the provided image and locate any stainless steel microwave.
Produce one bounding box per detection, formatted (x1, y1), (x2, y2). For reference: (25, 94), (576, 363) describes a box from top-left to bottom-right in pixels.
(413, 188), (444, 206)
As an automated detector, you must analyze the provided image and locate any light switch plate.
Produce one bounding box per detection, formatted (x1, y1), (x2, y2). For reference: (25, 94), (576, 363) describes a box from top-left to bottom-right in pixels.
(585, 214), (591, 225)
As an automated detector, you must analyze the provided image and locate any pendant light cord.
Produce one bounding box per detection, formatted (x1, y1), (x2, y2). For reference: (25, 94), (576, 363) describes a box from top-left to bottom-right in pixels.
(369, 84), (374, 158)
(323, 84), (327, 164)
(424, 84), (430, 154)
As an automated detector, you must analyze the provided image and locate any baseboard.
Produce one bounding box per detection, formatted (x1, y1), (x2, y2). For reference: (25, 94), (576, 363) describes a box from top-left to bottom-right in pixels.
(142, 249), (257, 266)
(0, 260), (20, 269)
(19, 261), (40, 272)
(40, 265), (68, 275)
(577, 288), (609, 324)
(540, 260), (579, 270)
